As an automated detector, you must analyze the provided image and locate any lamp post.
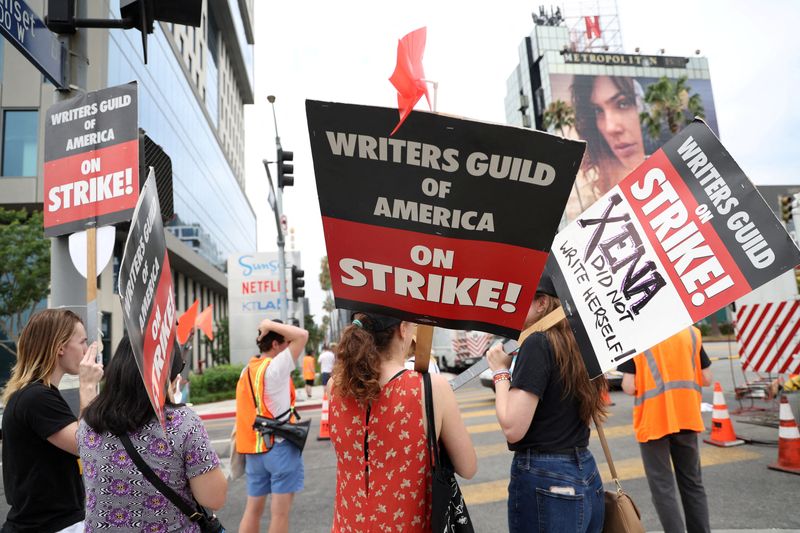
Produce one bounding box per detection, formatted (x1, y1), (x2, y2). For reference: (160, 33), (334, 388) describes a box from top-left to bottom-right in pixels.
(265, 95), (288, 322)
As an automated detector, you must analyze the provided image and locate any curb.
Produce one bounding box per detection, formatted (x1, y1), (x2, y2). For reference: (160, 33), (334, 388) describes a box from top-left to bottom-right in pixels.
(198, 401), (323, 421)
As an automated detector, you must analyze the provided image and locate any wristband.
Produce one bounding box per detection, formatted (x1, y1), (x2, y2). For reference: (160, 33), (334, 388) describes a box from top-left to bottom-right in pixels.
(492, 369), (510, 378)
(493, 375), (511, 385)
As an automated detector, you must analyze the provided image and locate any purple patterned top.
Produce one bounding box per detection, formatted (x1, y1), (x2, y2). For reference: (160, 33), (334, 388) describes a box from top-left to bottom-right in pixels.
(77, 406), (220, 533)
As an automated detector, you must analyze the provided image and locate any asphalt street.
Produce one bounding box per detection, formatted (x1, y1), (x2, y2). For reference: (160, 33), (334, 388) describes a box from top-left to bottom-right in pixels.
(1, 340), (798, 531)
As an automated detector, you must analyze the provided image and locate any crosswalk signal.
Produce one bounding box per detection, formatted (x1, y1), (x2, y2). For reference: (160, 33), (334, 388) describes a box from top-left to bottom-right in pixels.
(780, 194), (793, 223)
(291, 265), (305, 301)
(278, 148), (294, 188)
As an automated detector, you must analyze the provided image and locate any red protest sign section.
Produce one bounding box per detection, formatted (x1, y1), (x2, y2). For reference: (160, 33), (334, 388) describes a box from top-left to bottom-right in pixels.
(44, 139), (139, 233)
(118, 171), (175, 427)
(550, 120), (800, 378)
(44, 82), (138, 237)
(619, 150), (750, 321)
(307, 100), (586, 337)
(140, 253), (176, 424)
(323, 217), (547, 337)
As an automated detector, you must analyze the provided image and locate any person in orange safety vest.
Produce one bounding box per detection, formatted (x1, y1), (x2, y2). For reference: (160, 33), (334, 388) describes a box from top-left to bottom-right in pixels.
(619, 326), (712, 533)
(235, 319), (308, 533)
(302, 349), (316, 399)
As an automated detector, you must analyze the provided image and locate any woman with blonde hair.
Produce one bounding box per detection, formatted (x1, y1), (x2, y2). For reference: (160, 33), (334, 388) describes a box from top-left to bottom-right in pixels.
(329, 312), (477, 531)
(1, 309), (104, 533)
(487, 272), (608, 533)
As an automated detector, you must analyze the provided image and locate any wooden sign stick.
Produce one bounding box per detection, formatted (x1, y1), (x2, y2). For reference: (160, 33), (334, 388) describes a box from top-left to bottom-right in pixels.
(413, 324), (434, 373)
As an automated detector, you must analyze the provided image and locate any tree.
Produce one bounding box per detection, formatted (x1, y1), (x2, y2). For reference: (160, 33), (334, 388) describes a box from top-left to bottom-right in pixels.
(640, 76), (705, 140)
(319, 256), (331, 292)
(304, 314), (324, 353)
(322, 294), (337, 342)
(0, 208), (50, 356)
(542, 99), (575, 137)
(205, 317), (230, 365)
(542, 100), (585, 211)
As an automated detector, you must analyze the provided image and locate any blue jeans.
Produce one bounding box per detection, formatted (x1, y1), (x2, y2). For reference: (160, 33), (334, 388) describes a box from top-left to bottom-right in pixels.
(508, 448), (604, 533)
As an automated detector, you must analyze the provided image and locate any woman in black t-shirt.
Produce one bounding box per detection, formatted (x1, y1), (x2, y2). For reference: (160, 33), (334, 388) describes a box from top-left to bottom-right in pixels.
(486, 271), (608, 533)
(1, 309), (104, 533)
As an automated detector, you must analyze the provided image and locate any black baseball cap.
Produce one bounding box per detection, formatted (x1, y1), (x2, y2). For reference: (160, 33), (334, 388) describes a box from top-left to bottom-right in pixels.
(535, 267), (558, 298)
(350, 312), (402, 332)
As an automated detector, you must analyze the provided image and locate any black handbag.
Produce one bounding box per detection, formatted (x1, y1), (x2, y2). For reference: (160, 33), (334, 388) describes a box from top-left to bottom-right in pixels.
(247, 368), (310, 452)
(423, 372), (474, 533)
(119, 433), (225, 533)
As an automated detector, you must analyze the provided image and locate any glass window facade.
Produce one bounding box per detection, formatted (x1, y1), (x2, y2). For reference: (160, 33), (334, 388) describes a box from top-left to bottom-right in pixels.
(2, 110), (39, 176)
(106, 18), (256, 266)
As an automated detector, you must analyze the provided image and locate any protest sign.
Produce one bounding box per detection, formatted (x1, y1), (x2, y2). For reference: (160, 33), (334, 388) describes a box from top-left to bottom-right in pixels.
(44, 82), (139, 237)
(550, 120), (800, 377)
(118, 170), (175, 426)
(307, 100), (585, 337)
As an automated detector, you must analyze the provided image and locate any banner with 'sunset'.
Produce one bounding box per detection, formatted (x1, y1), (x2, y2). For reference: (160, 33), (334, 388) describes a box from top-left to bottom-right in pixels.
(549, 120), (800, 378)
(306, 100), (585, 337)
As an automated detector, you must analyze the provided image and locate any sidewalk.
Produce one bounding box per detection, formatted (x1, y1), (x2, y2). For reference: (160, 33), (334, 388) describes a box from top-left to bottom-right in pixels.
(190, 383), (326, 420)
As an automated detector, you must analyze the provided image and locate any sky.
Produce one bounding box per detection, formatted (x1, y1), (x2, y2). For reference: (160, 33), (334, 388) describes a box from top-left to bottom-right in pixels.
(242, 0), (800, 322)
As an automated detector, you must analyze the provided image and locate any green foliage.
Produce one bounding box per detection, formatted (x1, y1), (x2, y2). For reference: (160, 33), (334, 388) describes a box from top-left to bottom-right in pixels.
(719, 322), (734, 336)
(304, 314), (324, 353)
(319, 256), (332, 292)
(640, 76), (705, 140)
(0, 209), (50, 351)
(291, 369), (305, 389)
(205, 316), (230, 365)
(542, 99), (575, 136)
(189, 363), (243, 404)
(696, 322), (711, 337)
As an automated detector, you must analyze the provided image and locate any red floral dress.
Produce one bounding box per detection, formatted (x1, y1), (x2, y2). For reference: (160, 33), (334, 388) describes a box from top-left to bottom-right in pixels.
(330, 370), (431, 532)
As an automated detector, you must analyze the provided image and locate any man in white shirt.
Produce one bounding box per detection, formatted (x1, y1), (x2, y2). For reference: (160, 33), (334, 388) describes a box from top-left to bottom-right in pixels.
(318, 345), (335, 386)
(236, 319), (308, 533)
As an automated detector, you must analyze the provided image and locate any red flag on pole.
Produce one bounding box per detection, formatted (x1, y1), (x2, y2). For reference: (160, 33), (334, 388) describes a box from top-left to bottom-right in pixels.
(389, 27), (431, 135)
(176, 299), (199, 345)
(195, 304), (214, 341)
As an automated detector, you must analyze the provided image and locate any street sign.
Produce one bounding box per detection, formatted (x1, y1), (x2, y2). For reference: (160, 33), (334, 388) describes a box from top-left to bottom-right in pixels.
(0, 0), (66, 89)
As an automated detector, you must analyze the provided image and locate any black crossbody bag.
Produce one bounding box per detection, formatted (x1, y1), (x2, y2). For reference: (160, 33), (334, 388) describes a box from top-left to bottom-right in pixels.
(423, 372), (474, 532)
(119, 434), (225, 533)
(247, 367), (311, 451)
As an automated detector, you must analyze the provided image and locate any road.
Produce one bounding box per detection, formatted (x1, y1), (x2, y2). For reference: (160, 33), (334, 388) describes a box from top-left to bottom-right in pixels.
(2, 340), (798, 530)
(210, 342), (799, 531)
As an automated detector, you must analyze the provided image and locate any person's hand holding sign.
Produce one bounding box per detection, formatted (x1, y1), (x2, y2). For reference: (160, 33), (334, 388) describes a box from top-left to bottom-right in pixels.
(79, 341), (104, 413)
(486, 342), (513, 374)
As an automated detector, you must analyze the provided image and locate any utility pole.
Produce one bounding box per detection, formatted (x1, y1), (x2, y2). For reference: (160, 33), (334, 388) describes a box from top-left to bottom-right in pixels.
(266, 95), (288, 322)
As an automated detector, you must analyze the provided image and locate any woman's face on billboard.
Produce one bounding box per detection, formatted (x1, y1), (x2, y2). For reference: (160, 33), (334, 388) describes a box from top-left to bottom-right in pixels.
(591, 76), (645, 172)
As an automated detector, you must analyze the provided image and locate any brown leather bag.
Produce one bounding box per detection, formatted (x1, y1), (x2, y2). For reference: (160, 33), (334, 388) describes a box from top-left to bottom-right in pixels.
(593, 414), (645, 533)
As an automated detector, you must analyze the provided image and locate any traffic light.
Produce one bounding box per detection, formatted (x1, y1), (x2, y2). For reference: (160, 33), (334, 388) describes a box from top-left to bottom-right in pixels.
(291, 265), (305, 301)
(780, 195), (793, 223)
(277, 148), (294, 188)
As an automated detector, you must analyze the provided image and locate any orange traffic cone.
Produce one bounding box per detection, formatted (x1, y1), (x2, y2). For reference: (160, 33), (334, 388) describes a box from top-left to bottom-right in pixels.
(768, 396), (800, 475)
(317, 388), (331, 441)
(704, 382), (745, 447)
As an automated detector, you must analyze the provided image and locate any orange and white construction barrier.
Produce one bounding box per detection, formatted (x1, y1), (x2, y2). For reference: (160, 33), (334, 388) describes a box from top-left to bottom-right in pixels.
(704, 382), (745, 447)
(768, 396), (800, 475)
(317, 388), (331, 441)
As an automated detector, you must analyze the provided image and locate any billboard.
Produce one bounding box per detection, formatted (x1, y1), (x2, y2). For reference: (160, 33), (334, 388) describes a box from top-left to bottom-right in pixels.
(548, 73), (718, 222)
(307, 100), (585, 338)
(227, 251), (302, 364)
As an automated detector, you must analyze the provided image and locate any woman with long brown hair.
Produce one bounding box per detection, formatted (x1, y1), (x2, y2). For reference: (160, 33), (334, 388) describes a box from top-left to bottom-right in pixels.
(328, 312), (476, 532)
(1, 309), (104, 533)
(487, 272), (607, 533)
